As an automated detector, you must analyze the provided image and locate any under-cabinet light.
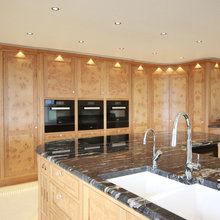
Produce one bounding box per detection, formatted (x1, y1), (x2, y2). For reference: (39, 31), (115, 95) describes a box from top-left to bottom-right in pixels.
(177, 67), (184, 71)
(114, 62), (121, 68)
(16, 51), (25, 58)
(87, 59), (95, 65)
(55, 55), (64, 61)
(138, 65), (144, 71)
(195, 64), (202, 68)
(215, 63), (219, 68)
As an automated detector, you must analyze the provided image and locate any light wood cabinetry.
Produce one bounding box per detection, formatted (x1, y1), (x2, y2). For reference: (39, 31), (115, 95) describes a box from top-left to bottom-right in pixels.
(209, 64), (220, 123)
(2, 51), (38, 184)
(44, 54), (75, 99)
(152, 67), (188, 131)
(106, 61), (131, 99)
(38, 155), (149, 220)
(189, 65), (206, 132)
(77, 58), (105, 99)
(131, 65), (149, 133)
(44, 132), (75, 143)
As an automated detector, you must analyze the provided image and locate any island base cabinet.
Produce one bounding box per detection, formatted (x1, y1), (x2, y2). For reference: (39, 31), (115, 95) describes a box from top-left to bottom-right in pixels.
(83, 184), (127, 220)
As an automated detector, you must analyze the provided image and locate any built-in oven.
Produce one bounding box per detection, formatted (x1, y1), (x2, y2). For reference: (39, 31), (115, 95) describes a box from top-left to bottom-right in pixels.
(107, 134), (129, 153)
(78, 136), (104, 156)
(107, 101), (129, 128)
(44, 100), (75, 133)
(78, 100), (104, 130)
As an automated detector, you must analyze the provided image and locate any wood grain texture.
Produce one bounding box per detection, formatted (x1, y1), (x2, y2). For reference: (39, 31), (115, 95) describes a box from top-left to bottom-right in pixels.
(3, 52), (38, 178)
(152, 71), (170, 131)
(44, 55), (75, 99)
(189, 67), (205, 132)
(210, 66), (220, 122)
(106, 61), (130, 99)
(131, 65), (148, 133)
(77, 58), (104, 98)
(0, 50), (3, 180)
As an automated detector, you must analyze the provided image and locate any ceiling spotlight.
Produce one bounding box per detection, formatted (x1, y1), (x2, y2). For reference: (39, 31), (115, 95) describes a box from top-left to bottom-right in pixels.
(78, 40), (84, 43)
(26, 32), (33, 35)
(195, 40), (203, 43)
(160, 32), (167, 36)
(119, 48), (124, 50)
(180, 56), (184, 59)
(114, 21), (121, 25)
(51, 7), (60, 11)
(152, 51), (158, 55)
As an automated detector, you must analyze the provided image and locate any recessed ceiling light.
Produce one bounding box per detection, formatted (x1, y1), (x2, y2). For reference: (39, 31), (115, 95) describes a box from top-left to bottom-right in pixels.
(119, 48), (124, 50)
(51, 7), (60, 11)
(114, 21), (121, 25)
(26, 32), (33, 35)
(160, 32), (167, 36)
(152, 51), (158, 55)
(78, 40), (84, 43)
(195, 40), (203, 43)
(180, 56), (184, 59)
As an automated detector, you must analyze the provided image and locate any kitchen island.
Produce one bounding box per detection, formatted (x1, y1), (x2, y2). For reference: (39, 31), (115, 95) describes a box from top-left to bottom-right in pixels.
(35, 132), (220, 220)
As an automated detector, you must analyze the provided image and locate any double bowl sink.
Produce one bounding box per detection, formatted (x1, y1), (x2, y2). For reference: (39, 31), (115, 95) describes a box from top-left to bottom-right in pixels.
(103, 167), (220, 220)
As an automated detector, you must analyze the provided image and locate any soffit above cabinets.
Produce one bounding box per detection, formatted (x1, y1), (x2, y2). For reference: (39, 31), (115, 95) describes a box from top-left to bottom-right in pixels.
(0, 0), (220, 64)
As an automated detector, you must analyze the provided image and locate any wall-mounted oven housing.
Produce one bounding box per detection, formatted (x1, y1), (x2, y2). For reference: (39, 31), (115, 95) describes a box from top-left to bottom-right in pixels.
(44, 100), (75, 133)
(78, 100), (104, 130)
(107, 134), (129, 153)
(107, 101), (129, 128)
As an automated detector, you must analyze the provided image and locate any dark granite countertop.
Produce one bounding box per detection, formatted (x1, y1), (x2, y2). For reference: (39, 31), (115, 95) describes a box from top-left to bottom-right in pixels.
(35, 132), (220, 220)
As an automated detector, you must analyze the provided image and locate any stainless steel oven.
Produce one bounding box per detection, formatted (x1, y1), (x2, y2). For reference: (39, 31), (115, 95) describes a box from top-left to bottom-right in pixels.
(78, 100), (104, 130)
(107, 101), (129, 128)
(107, 134), (129, 153)
(44, 100), (75, 133)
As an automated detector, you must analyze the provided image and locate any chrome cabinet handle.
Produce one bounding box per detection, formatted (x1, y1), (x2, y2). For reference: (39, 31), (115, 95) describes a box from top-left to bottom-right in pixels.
(41, 163), (46, 171)
(56, 194), (64, 200)
(56, 171), (63, 176)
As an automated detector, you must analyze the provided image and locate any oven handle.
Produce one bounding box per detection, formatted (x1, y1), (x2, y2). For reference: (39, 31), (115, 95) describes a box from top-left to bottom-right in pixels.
(51, 107), (71, 110)
(112, 106), (126, 110)
(84, 146), (101, 150)
(84, 107), (101, 110)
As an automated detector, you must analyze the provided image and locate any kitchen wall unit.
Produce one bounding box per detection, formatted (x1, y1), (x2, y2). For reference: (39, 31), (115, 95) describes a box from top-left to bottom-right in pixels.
(151, 67), (188, 131)
(0, 44), (220, 186)
(76, 57), (105, 99)
(44, 54), (75, 99)
(1, 50), (38, 186)
(188, 64), (206, 132)
(106, 61), (131, 99)
(131, 65), (151, 133)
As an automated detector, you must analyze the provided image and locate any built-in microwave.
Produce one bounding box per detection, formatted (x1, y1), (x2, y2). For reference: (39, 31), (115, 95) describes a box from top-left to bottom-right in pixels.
(44, 100), (75, 133)
(107, 101), (129, 128)
(78, 100), (104, 130)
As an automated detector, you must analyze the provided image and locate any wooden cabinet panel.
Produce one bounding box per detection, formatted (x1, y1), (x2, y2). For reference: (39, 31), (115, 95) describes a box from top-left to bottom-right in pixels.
(169, 72), (188, 131)
(77, 130), (104, 138)
(3, 52), (38, 178)
(106, 61), (130, 99)
(83, 185), (126, 220)
(106, 128), (129, 136)
(210, 67), (220, 123)
(44, 132), (75, 143)
(50, 182), (80, 220)
(44, 55), (75, 98)
(49, 210), (71, 220)
(152, 73), (170, 131)
(131, 66), (148, 133)
(189, 68), (205, 132)
(50, 164), (80, 200)
(77, 58), (104, 98)
(127, 212), (150, 220)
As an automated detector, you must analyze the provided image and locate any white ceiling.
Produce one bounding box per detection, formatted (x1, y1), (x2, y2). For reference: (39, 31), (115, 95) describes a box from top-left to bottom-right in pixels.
(0, 0), (220, 64)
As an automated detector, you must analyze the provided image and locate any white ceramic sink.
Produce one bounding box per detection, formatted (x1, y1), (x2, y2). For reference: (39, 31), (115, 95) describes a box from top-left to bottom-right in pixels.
(107, 171), (187, 199)
(149, 183), (220, 220)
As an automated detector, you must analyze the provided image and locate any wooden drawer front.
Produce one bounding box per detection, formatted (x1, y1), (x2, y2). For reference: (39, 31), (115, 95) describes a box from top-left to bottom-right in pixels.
(106, 128), (129, 136)
(49, 209), (71, 220)
(50, 183), (79, 220)
(77, 130), (104, 138)
(40, 212), (48, 220)
(51, 165), (79, 199)
(44, 132), (75, 142)
(39, 158), (49, 176)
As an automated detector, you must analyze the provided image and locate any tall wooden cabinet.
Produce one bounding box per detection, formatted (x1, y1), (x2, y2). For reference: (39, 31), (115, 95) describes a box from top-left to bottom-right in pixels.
(1, 51), (38, 185)
(131, 65), (150, 133)
(77, 58), (105, 99)
(151, 67), (188, 131)
(44, 54), (75, 99)
(106, 61), (130, 99)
